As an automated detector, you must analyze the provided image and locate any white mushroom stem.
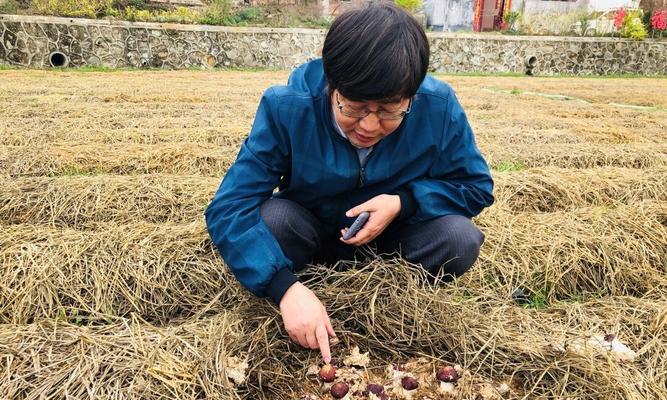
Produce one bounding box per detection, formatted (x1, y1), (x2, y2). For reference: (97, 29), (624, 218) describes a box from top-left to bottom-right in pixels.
(395, 388), (415, 400)
(438, 382), (456, 394)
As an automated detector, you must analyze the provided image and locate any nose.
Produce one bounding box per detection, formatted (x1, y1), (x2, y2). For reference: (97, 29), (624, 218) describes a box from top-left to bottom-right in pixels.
(358, 111), (381, 132)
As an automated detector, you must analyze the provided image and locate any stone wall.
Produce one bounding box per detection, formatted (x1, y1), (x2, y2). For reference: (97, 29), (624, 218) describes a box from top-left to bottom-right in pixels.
(1, 14), (666, 74)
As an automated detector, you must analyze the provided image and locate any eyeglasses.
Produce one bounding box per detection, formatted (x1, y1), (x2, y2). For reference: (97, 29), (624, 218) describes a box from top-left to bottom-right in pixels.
(335, 93), (411, 121)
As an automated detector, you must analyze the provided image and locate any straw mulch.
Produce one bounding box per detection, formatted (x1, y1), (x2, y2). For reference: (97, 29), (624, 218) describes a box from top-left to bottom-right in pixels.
(0, 175), (217, 226)
(0, 144), (236, 178)
(0, 127), (248, 147)
(2, 260), (665, 399)
(482, 142), (667, 169)
(474, 202), (667, 300)
(2, 142), (667, 178)
(0, 222), (242, 325)
(2, 203), (664, 327)
(493, 166), (667, 212)
(0, 312), (250, 400)
(1, 168), (666, 228)
(2, 70), (666, 399)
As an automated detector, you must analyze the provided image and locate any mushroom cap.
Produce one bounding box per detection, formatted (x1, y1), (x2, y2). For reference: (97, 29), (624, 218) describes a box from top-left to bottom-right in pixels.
(366, 383), (384, 395)
(401, 376), (419, 391)
(318, 364), (336, 383)
(436, 365), (459, 383)
(330, 382), (349, 399)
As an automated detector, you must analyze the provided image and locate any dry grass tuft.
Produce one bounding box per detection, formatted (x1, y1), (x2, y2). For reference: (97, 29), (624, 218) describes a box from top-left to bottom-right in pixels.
(0, 175), (217, 226)
(493, 166), (667, 212)
(2, 260), (665, 399)
(0, 222), (243, 324)
(0, 144), (236, 178)
(474, 202), (667, 300)
(483, 143), (667, 169)
(0, 312), (249, 399)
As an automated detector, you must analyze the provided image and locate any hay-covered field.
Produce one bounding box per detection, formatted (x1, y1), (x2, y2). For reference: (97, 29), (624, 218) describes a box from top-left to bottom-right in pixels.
(0, 69), (666, 399)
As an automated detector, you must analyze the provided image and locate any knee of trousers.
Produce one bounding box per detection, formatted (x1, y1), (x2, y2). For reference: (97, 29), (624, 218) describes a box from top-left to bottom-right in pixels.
(260, 198), (321, 268)
(428, 216), (485, 278)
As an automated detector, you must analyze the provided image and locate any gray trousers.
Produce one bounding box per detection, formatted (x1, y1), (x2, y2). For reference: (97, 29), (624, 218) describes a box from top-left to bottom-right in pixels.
(260, 198), (485, 281)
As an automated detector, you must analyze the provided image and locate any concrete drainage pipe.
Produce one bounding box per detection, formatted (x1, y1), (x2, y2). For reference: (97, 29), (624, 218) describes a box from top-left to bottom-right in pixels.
(49, 52), (69, 68)
(525, 55), (537, 75)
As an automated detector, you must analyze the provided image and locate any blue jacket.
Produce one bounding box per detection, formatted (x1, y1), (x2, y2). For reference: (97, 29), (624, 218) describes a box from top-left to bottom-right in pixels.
(205, 59), (494, 303)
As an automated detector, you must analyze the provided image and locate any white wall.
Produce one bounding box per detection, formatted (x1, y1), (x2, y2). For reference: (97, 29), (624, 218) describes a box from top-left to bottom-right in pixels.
(514, 0), (640, 15)
(424, 0), (474, 31)
(585, 0), (640, 11)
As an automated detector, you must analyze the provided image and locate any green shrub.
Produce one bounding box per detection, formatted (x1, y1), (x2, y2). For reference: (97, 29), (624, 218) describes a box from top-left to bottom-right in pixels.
(153, 6), (198, 23)
(621, 11), (648, 40)
(0, 0), (18, 14)
(235, 7), (261, 22)
(503, 11), (521, 32)
(198, 0), (231, 25)
(34, 0), (113, 18)
(104, 5), (119, 17)
(124, 5), (149, 21)
(576, 12), (591, 36)
(395, 0), (421, 13)
(127, 0), (145, 9)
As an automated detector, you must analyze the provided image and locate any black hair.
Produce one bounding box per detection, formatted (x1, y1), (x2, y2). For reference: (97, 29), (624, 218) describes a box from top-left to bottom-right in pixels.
(322, 2), (429, 101)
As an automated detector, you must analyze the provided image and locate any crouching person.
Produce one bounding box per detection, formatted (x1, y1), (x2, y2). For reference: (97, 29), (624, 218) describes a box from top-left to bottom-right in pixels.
(205, 3), (494, 364)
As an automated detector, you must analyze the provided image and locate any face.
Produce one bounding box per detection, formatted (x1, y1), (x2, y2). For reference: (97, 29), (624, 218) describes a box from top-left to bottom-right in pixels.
(332, 90), (410, 148)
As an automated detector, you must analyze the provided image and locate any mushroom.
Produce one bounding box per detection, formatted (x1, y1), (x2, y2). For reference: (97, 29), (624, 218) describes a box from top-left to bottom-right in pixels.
(400, 376), (418, 399)
(366, 383), (385, 400)
(436, 365), (458, 394)
(318, 364), (336, 383)
(331, 382), (350, 400)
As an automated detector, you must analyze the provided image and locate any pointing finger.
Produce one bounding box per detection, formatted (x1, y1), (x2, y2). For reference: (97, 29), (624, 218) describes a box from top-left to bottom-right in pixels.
(316, 325), (331, 364)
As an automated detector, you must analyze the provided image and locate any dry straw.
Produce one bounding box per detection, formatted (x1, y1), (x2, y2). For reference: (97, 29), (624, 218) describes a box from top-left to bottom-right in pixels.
(0, 127), (248, 147)
(2, 203), (664, 328)
(0, 312), (249, 399)
(0, 143), (237, 178)
(2, 71), (666, 399)
(0, 222), (243, 324)
(474, 202), (667, 301)
(2, 142), (667, 179)
(483, 142), (667, 169)
(1, 260), (665, 399)
(0, 175), (218, 226)
(493, 166), (667, 212)
(2, 168), (666, 228)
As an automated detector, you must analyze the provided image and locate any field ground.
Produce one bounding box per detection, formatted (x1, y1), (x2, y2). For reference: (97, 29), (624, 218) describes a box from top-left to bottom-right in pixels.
(0, 70), (666, 399)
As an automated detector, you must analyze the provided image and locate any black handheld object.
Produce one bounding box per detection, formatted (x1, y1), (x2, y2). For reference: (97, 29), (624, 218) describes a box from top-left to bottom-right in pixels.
(343, 211), (370, 240)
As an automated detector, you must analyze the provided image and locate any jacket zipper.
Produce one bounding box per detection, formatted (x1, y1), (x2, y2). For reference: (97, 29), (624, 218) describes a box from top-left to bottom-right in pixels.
(357, 147), (376, 188)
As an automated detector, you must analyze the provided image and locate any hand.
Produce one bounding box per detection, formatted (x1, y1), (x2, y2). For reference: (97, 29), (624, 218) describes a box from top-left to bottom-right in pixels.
(279, 282), (336, 363)
(340, 194), (401, 246)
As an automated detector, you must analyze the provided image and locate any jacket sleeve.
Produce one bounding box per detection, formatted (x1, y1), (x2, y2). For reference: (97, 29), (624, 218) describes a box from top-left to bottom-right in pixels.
(405, 91), (494, 222)
(205, 88), (297, 303)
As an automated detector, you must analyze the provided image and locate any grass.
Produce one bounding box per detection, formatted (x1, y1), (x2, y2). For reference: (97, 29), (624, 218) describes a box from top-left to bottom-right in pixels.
(493, 160), (525, 172)
(435, 71), (526, 78)
(52, 165), (105, 176)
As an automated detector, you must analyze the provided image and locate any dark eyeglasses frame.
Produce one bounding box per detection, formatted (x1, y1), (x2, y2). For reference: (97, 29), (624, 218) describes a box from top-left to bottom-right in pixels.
(335, 93), (412, 121)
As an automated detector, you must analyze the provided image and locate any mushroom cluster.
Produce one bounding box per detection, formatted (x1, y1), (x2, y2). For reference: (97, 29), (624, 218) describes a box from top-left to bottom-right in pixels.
(304, 351), (474, 399)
